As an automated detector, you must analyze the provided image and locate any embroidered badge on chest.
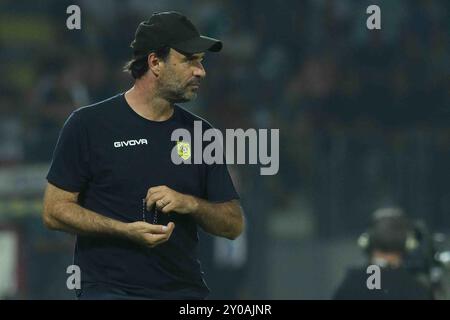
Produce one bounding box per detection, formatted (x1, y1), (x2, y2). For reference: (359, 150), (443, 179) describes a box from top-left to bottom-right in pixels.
(176, 141), (191, 160)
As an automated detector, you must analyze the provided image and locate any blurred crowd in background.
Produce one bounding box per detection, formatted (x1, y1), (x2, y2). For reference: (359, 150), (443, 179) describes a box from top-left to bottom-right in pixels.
(0, 0), (449, 299)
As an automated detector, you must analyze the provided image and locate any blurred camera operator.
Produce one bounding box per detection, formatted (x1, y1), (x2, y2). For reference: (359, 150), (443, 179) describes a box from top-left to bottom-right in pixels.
(333, 207), (433, 300)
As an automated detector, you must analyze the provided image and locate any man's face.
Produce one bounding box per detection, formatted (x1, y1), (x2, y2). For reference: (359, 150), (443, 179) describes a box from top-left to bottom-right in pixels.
(157, 49), (206, 103)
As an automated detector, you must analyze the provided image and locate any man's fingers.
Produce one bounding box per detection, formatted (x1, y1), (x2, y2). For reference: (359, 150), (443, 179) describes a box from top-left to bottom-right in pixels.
(161, 202), (175, 214)
(146, 186), (176, 210)
(165, 222), (175, 234)
(144, 222), (175, 247)
(147, 189), (165, 198)
(163, 222), (175, 239)
(144, 233), (169, 246)
(142, 223), (173, 234)
(149, 185), (168, 194)
(145, 195), (155, 211)
(146, 192), (165, 210)
(156, 197), (171, 210)
(146, 191), (164, 202)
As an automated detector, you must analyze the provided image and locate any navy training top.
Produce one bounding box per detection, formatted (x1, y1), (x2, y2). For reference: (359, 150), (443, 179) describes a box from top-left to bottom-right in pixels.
(46, 92), (239, 299)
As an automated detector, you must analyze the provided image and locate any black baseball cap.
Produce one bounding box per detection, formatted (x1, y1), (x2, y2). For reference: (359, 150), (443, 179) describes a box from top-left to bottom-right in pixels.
(131, 11), (222, 57)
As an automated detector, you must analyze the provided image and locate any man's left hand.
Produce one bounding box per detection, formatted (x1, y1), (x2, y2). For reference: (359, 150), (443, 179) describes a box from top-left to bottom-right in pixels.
(145, 185), (197, 214)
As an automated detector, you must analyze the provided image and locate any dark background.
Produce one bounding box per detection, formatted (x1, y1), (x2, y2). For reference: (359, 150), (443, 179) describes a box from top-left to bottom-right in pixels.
(0, 0), (449, 299)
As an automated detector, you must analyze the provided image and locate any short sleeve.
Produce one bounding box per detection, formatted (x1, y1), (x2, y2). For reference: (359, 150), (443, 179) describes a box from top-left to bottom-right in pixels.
(205, 162), (240, 202)
(46, 111), (91, 192)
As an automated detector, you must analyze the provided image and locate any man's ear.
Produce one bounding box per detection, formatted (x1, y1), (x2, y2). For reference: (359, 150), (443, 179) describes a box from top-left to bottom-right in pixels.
(148, 53), (161, 76)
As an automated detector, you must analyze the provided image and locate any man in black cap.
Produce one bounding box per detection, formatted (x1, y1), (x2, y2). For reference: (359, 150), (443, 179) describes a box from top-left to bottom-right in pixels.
(42, 12), (244, 300)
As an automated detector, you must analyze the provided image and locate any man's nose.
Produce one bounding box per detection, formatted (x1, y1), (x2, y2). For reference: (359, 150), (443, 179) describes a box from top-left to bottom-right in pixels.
(193, 63), (206, 78)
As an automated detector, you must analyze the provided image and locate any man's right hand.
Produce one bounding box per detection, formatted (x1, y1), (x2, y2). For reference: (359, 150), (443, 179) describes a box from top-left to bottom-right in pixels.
(123, 221), (175, 248)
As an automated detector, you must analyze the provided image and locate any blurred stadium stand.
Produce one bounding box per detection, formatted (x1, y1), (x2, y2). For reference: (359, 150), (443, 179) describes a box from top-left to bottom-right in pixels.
(0, 0), (449, 299)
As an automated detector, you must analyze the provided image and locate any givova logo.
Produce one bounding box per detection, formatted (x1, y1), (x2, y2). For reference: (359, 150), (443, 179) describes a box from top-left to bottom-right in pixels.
(114, 139), (148, 148)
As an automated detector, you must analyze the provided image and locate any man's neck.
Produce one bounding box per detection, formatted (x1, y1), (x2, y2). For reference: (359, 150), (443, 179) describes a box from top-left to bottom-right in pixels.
(124, 82), (174, 122)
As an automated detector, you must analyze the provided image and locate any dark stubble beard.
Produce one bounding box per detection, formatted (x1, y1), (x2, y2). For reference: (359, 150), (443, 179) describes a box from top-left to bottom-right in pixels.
(157, 74), (197, 104)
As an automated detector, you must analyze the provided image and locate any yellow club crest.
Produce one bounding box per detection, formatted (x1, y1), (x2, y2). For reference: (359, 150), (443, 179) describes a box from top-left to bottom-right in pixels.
(177, 141), (191, 160)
